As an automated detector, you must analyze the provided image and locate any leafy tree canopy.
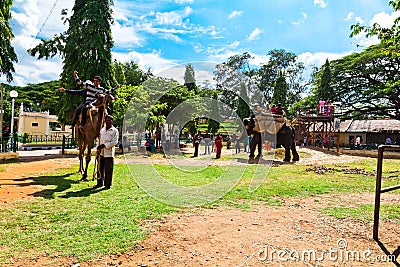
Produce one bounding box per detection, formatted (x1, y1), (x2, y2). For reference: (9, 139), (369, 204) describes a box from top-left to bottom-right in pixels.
(0, 0), (18, 82)
(29, 0), (116, 124)
(327, 43), (400, 120)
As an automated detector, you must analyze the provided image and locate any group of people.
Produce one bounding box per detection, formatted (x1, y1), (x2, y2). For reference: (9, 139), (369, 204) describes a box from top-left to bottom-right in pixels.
(60, 71), (120, 190)
(270, 103), (284, 115)
(253, 103), (285, 116)
(192, 131), (223, 158)
(385, 136), (400, 145)
(191, 130), (263, 159)
(318, 98), (334, 116)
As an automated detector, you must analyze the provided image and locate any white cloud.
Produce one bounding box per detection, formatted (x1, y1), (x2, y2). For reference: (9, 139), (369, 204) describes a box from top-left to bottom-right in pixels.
(291, 12), (307, 26)
(371, 10), (400, 28)
(350, 10), (400, 48)
(354, 16), (364, 24)
(112, 22), (143, 48)
(174, 0), (194, 4)
(228, 41), (240, 48)
(155, 11), (184, 25)
(228, 10), (243, 19)
(314, 0), (327, 8)
(298, 51), (350, 68)
(249, 53), (269, 67)
(7, 36), (63, 86)
(344, 12), (354, 21)
(296, 51), (353, 85)
(247, 28), (262, 41)
(344, 12), (364, 24)
(352, 34), (380, 48)
(155, 7), (192, 26)
(112, 50), (178, 76)
(3, 0), (74, 85)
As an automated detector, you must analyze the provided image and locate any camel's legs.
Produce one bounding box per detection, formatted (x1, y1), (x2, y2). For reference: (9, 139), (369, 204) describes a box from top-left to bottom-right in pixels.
(78, 143), (87, 175)
(81, 146), (92, 181)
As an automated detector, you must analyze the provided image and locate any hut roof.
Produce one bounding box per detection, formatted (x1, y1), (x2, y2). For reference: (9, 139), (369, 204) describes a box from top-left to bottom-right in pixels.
(341, 119), (400, 133)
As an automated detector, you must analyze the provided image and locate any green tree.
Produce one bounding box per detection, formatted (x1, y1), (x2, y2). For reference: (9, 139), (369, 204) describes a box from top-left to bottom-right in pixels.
(208, 91), (221, 134)
(29, 0), (116, 124)
(0, 0), (18, 82)
(328, 43), (400, 120)
(114, 84), (149, 130)
(316, 59), (333, 101)
(236, 82), (251, 120)
(138, 77), (201, 131)
(1, 81), (62, 126)
(271, 70), (288, 107)
(184, 63), (197, 92)
(113, 60), (126, 85)
(258, 49), (306, 105)
(307, 59), (334, 111)
(122, 60), (150, 86)
(214, 53), (256, 114)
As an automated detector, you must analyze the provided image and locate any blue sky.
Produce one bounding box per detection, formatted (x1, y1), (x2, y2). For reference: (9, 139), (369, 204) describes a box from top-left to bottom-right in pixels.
(4, 0), (397, 86)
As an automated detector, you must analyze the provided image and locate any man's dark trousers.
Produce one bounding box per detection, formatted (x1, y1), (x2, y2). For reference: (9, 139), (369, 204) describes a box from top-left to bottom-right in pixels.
(97, 156), (114, 188)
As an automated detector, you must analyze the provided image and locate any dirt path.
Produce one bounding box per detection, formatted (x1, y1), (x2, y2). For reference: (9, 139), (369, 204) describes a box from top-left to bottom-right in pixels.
(0, 155), (77, 204)
(1, 149), (400, 266)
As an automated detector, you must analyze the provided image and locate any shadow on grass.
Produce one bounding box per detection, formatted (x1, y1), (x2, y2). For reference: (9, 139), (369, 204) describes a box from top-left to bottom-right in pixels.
(14, 171), (104, 199)
(236, 158), (290, 165)
(13, 172), (80, 199)
(59, 186), (107, 199)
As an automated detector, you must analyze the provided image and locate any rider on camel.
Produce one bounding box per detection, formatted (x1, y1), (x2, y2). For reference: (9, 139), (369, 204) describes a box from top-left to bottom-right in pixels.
(59, 71), (119, 129)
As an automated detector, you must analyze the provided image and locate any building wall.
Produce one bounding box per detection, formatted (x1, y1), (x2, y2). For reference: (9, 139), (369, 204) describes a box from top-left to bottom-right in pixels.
(19, 115), (49, 135)
(338, 132), (366, 146)
(17, 104), (58, 136)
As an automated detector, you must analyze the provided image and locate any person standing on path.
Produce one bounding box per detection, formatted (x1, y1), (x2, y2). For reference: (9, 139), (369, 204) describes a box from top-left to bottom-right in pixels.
(214, 134), (223, 159)
(95, 115), (119, 189)
(202, 130), (212, 155)
(193, 131), (202, 157)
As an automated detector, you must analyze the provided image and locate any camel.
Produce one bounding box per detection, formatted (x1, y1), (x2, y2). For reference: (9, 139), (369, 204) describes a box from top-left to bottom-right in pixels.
(76, 93), (114, 181)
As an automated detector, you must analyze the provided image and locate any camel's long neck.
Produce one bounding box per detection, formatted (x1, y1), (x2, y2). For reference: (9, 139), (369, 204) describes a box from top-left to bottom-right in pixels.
(96, 106), (106, 133)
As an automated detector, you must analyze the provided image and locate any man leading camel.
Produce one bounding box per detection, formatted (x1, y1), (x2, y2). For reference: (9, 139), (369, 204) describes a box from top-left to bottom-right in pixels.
(95, 115), (119, 189)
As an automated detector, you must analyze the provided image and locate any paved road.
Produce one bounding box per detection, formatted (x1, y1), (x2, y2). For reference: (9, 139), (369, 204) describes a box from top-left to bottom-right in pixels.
(18, 149), (63, 157)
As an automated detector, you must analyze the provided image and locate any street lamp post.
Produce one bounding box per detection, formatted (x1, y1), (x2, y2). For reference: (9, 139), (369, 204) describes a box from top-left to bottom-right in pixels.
(9, 90), (18, 135)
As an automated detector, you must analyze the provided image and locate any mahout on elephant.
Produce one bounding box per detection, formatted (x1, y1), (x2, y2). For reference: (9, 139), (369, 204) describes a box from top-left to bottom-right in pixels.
(243, 112), (299, 163)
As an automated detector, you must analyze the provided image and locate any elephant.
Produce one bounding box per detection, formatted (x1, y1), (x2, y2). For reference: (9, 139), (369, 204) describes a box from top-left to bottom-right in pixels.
(243, 116), (299, 163)
(275, 122), (300, 162)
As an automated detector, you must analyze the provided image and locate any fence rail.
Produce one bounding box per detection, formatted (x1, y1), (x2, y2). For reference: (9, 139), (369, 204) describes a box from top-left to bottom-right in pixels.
(21, 134), (65, 144)
(62, 135), (78, 154)
(373, 145), (400, 240)
(0, 133), (18, 153)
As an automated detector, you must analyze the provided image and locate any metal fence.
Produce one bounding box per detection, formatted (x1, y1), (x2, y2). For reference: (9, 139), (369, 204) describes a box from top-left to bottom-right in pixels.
(20, 134), (65, 144)
(0, 133), (18, 152)
(61, 135), (78, 154)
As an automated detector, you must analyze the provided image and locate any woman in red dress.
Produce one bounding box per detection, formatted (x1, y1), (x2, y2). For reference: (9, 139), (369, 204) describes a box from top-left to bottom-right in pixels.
(214, 134), (223, 159)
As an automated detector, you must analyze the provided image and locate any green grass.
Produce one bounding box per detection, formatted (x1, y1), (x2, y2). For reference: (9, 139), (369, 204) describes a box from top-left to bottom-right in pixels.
(0, 157), (399, 263)
(0, 159), (18, 172)
(323, 204), (400, 223)
(0, 165), (177, 262)
(0, 165), (7, 173)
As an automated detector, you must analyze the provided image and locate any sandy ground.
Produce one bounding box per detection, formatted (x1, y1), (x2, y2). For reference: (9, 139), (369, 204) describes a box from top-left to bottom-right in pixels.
(1, 148), (399, 267)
